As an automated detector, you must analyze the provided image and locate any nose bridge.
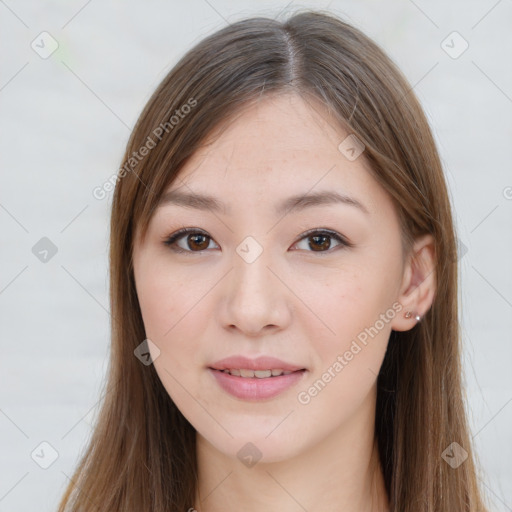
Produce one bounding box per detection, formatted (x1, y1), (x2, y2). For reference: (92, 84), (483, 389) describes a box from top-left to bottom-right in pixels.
(235, 233), (267, 266)
(232, 234), (274, 296)
(223, 234), (289, 333)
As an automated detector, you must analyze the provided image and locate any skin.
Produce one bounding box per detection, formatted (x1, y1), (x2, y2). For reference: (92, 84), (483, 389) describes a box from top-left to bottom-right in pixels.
(132, 93), (436, 512)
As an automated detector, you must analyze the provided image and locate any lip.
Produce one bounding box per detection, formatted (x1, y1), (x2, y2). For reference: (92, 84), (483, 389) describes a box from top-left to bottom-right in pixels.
(209, 355), (306, 372)
(208, 367), (307, 401)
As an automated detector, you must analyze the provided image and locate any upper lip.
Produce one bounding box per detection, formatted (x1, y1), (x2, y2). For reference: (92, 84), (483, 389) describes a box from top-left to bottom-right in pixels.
(209, 355), (306, 372)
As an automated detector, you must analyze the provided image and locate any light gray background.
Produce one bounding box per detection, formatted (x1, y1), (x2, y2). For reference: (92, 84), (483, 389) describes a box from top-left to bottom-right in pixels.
(1, 1), (511, 511)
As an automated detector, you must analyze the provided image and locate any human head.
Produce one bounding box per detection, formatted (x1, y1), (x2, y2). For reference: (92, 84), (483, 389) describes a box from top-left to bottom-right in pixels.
(58, 9), (489, 512)
(131, 88), (436, 462)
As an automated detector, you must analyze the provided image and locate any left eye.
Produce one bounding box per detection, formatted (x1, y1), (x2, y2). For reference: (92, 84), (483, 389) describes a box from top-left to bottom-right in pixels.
(292, 229), (348, 252)
(163, 228), (350, 254)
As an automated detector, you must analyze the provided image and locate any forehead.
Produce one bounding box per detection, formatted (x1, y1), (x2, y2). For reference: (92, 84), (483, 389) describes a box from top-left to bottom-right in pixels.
(166, 93), (381, 211)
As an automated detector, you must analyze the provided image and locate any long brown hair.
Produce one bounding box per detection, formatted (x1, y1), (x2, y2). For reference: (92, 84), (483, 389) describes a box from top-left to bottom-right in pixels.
(58, 9), (491, 511)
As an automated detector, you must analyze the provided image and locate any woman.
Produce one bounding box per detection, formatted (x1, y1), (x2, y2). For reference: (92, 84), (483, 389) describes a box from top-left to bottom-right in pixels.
(58, 9), (491, 511)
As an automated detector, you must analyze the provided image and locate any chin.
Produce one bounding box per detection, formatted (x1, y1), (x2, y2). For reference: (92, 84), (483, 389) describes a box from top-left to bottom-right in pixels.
(202, 432), (304, 466)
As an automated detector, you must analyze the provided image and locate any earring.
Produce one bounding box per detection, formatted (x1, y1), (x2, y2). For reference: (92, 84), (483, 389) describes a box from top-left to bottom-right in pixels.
(404, 311), (421, 322)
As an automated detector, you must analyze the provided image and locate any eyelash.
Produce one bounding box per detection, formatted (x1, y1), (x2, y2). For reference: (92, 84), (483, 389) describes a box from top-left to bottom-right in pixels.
(162, 227), (353, 255)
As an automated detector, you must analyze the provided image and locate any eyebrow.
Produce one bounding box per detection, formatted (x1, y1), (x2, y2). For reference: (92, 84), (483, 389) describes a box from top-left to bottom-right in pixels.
(157, 189), (370, 216)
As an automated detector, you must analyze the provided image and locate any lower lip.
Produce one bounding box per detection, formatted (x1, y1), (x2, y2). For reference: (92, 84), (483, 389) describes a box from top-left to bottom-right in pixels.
(208, 368), (307, 401)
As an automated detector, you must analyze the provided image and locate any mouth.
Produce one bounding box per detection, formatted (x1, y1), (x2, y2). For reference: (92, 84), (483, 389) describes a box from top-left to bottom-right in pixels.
(207, 367), (308, 401)
(208, 368), (306, 378)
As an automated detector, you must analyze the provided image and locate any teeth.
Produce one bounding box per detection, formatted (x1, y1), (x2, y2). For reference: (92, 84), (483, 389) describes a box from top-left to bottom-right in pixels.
(220, 368), (294, 378)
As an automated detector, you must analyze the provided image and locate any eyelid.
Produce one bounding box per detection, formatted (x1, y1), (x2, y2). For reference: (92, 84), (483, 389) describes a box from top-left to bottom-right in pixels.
(290, 229), (352, 255)
(162, 227), (353, 253)
(293, 227), (352, 247)
(162, 227), (217, 253)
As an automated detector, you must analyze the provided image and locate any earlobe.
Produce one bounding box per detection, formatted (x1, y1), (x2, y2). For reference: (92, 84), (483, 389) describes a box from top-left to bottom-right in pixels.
(391, 234), (436, 332)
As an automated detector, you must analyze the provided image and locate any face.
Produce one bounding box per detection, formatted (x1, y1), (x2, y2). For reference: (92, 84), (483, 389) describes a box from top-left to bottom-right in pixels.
(132, 93), (407, 463)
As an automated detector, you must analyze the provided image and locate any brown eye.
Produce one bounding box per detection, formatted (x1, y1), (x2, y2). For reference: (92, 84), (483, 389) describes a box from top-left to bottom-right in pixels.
(187, 233), (210, 251)
(164, 229), (218, 253)
(164, 228), (350, 255)
(293, 229), (348, 253)
(308, 234), (332, 251)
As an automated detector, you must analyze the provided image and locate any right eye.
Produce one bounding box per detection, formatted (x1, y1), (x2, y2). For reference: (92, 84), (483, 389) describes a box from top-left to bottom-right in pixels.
(163, 228), (220, 254)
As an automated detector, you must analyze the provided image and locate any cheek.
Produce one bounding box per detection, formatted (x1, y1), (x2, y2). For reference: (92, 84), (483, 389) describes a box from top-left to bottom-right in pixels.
(135, 266), (208, 411)
(295, 274), (391, 423)
(299, 265), (392, 378)
(134, 264), (202, 368)
(297, 266), (373, 339)
(135, 271), (176, 340)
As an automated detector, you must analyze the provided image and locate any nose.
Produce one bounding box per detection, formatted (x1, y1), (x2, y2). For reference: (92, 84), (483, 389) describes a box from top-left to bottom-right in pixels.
(221, 245), (292, 337)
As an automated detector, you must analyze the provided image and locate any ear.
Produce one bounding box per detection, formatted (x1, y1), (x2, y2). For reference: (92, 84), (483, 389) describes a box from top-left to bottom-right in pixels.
(391, 234), (437, 332)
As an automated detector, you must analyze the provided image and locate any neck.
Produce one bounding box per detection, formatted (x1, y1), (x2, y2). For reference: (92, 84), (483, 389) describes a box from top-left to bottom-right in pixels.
(193, 388), (389, 512)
